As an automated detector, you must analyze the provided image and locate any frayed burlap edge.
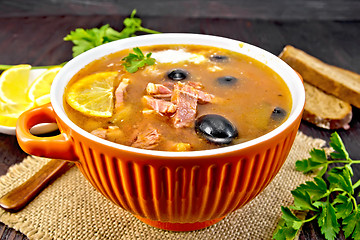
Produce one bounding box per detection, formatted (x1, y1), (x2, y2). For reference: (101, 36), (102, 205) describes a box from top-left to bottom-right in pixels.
(0, 156), (52, 239)
(0, 131), (326, 240)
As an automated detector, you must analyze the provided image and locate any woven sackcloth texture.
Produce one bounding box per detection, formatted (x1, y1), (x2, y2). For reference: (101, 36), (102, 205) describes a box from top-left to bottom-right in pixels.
(0, 131), (325, 240)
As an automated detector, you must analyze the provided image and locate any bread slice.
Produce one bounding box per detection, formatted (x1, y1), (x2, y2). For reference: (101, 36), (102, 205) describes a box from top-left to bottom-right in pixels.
(279, 45), (360, 108)
(303, 82), (352, 130)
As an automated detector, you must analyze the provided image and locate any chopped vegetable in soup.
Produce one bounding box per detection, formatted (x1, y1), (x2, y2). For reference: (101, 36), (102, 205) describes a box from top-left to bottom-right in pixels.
(64, 45), (292, 151)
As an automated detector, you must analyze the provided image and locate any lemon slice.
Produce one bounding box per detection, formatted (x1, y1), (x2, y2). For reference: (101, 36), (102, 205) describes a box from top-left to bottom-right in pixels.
(0, 100), (34, 127)
(65, 72), (118, 117)
(28, 66), (62, 103)
(0, 64), (32, 103)
(35, 94), (51, 106)
(0, 114), (18, 127)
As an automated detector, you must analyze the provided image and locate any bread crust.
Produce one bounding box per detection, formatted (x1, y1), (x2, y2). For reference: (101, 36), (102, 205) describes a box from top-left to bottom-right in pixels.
(279, 45), (360, 108)
(302, 109), (352, 130)
(279, 46), (354, 130)
(302, 82), (352, 130)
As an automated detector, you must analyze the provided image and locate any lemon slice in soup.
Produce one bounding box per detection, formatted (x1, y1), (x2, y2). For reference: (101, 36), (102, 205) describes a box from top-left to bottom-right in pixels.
(65, 72), (118, 117)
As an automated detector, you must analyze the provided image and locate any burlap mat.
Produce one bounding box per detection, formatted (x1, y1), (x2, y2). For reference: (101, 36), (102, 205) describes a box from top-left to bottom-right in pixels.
(0, 131), (325, 240)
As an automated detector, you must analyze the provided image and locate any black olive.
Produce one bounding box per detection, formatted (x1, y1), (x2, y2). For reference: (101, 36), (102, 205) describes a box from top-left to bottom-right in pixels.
(217, 76), (238, 85)
(195, 114), (238, 144)
(210, 55), (229, 63)
(167, 69), (189, 81)
(271, 107), (287, 121)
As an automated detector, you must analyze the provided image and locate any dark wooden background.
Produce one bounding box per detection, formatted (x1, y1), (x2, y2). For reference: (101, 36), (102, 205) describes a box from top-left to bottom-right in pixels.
(1, 0), (360, 20)
(0, 0), (360, 239)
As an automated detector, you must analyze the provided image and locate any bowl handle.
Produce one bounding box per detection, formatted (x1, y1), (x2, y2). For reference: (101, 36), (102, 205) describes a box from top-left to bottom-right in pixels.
(16, 103), (78, 161)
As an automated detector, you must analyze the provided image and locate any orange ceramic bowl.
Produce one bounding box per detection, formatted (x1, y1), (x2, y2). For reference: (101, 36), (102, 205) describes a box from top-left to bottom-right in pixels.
(16, 34), (305, 231)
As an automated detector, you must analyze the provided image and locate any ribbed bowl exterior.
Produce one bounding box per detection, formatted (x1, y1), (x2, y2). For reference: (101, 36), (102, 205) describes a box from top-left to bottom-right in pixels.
(58, 115), (301, 224)
(14, 34), (305, 230)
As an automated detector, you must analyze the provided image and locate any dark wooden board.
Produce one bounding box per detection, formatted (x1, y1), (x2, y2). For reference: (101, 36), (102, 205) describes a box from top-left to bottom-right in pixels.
(1, 0), (360, 20)
(0, 15), (359, 239)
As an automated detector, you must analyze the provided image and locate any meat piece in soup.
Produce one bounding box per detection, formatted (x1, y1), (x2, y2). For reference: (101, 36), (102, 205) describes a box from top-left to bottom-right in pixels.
(64, 44), (292, 151)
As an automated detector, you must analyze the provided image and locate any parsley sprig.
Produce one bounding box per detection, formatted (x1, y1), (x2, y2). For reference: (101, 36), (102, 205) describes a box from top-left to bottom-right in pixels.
(273, 132), (360, 240)
(63, 9), (160, 57)
(121, 47), (155, 73)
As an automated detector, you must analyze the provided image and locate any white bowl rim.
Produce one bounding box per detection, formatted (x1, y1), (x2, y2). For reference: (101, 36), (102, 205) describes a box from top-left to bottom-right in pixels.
(51, 33), (305, 158)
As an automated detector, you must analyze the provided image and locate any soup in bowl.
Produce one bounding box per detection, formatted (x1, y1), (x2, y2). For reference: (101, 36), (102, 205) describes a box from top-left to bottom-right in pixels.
(16, 33), (305, 231)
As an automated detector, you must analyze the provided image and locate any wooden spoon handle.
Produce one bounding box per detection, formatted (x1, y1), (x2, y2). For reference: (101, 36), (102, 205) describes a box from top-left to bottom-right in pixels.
(0, 159), (74, 212)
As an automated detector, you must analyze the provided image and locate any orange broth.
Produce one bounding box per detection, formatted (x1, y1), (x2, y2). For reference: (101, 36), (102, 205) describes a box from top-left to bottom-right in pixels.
(64, 45), (292, 151)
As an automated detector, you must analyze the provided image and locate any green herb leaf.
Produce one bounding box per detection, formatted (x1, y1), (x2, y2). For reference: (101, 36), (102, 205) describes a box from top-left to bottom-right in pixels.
(281, 206), (302, 222)
(317, 201), (341, 240)
(328, 166), (354, 194)
(333, 194), (354, 219)
(64, 9), (160, 57)
(295, 177), (328, 201)
(274, 132), (360, 240)
(273, 218), (299, 240)
(122, 47), (155, 73)
(343, 210), (360, 240)
(329, 132), (350, 160)
(133, 47), (144, 58)
(295, 148), (328, 176)
(281, 207), (304, 230)
(291, 188), (318, 211)
(64, 24), (111, 57)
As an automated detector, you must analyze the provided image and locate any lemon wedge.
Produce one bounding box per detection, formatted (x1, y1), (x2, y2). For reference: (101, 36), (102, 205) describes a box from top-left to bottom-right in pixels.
(65, 72), (118, 117)
(0, 64), (32, 104)
(28, 66), (62, 104)
(0, 100), (34, 127)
